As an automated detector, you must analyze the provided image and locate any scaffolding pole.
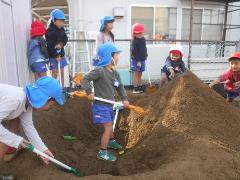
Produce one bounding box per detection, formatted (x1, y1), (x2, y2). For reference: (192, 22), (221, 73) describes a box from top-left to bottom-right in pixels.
(188, 0), (194, 70)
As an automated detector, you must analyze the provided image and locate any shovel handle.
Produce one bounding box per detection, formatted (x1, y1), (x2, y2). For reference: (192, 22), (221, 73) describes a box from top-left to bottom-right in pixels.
(26, 144), (71, 171)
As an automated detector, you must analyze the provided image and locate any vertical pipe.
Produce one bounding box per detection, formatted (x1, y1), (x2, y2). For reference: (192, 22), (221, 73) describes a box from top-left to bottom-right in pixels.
(221, 2), (228, 57)
(188, 0), (194, 70)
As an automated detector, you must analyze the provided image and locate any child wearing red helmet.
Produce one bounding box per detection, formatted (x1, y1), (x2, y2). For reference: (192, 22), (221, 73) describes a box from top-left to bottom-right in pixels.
(160, 44), (187, 87)
(27, 20), (48, 80)
(209, 52), (240, 102)
(131, 23), (148, 93)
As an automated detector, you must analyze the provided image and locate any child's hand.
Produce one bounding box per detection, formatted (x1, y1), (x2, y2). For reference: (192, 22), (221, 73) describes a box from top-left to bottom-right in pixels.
(87, 93), (94, 101)
(122, 100), (129, 108)
(56, 56), (62, 62)
(55, 44), (62, 49)
(137, 62), (142, 68)
(170, 72), (176, 78)
(41, 149), (54, 165)
(234, 81), (240, 88)
(19, 139), (30, 149)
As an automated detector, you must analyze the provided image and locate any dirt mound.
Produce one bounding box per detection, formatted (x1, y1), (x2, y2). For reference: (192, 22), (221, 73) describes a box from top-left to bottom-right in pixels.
(1, 71), (240, 180)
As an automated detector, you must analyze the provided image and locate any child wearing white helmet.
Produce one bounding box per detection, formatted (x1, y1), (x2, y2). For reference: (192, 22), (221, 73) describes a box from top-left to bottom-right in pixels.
(160, 44), (187, 87)
(82, 43), (129, 162)
(92, 16), (115, 66)
(45, 9), (68, 86)
(0, 76), (64, 166)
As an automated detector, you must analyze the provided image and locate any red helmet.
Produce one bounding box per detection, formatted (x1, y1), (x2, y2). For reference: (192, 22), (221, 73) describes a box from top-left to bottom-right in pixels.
(31, 20), (46, 38)
(228, 52), (240, 61)
(132, 23), (145, 37)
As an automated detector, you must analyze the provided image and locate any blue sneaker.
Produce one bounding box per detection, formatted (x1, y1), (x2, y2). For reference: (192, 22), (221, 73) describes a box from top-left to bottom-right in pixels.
(108, 139), (122, 150)
(97, 150), (117, 162)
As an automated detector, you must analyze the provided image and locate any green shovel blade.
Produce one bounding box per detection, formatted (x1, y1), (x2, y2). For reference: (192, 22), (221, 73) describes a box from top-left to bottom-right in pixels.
(69, 168), (81, 177)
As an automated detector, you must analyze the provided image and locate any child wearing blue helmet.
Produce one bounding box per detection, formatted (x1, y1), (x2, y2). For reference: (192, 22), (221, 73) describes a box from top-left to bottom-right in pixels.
(82, 43), (129, 162)
(0, 77), (64, 164)
(45, 9), (68, 86)
(92, 16), (115, 66)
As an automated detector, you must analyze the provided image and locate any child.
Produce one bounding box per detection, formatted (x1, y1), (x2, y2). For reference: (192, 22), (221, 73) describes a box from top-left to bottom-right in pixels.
(209, 52), (240, 102)
(28, 20), (48, 80)
(160, 44), (186, 87)
(45, 9), (68, 86)
(92, 16), (115, 66)
(131, 23), (148, 93)
(0, 76), (64, 164)
(82, 43), (129, 162)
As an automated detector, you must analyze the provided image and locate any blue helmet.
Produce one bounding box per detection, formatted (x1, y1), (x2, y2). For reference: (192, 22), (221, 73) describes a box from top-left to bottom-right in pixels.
(25, 76), (64, 108)
(99, 16), (114, 32)
(97, 43), (121, 67)
(51, 9), (66, 20)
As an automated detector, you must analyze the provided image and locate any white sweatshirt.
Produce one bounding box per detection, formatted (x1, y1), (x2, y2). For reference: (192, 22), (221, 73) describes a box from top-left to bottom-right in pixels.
(0, 84), (47, 152)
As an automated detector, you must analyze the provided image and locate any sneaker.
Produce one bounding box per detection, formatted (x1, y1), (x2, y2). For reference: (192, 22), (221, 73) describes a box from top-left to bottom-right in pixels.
(97, 150), (117, 162)
(108, 139), (122, 150)
(0, 175), (14, 180)
(132, 87), (143, 94)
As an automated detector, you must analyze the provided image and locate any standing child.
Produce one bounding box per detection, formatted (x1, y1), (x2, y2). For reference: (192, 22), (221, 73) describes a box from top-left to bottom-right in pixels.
(45, 9), (68, 86)
(82, 43), (129, 162)
(209, 52), (240, 102)
(160, 44), (186, 87)
(92, 16), (115, 66)
(131, 23), (148, 93)
(0, 76), (64, 164)
(28, 20), (48, 80)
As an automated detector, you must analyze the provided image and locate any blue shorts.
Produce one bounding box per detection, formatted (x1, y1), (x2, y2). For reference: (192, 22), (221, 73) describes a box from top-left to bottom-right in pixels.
(92, 104), (115, 124)
(30, 62), (48, 73)
(49, 57), (68, 70)
(226, 91), (239, 100)
(131, 60), (146, 72)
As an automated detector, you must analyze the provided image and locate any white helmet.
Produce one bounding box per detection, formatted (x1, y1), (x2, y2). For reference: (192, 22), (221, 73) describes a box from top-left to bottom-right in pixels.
(169, 44), (183, 56)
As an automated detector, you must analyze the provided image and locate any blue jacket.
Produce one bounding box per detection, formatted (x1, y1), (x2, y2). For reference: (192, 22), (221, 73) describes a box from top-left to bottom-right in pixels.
(27, 37), (48, 66)
(163, 56), (186, 73)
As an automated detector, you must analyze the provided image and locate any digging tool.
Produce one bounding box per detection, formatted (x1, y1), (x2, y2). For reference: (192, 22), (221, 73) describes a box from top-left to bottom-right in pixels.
(72, 73), (84, 86)
(58, 62), (63, 87)
(63, 136), (80, 141)
(71, 91), (147, 115)
(26, 144), (80, 177)
(145, 63), (156, 94)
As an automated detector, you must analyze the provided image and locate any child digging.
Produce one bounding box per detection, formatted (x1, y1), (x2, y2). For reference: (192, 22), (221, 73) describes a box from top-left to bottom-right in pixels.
(160, 44), (187, 87)
(209, 52), (240, 102)
(0, 76), (64, 166)
(82, 43), (129, 162)
(28, 20), (48, 80)
(131, 23), (148, 93)
(45, 9), (68, 86)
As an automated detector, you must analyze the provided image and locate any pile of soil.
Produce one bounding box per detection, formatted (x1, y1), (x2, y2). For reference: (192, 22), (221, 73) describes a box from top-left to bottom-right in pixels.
(1, 71), (240, 180)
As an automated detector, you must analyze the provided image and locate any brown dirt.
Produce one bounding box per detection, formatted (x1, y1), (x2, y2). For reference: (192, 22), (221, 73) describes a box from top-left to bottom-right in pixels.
(1, 71), (240, 180)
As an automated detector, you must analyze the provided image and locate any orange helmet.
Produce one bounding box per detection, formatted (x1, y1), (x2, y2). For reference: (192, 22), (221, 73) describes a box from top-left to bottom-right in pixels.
(132, 23), (145, 37)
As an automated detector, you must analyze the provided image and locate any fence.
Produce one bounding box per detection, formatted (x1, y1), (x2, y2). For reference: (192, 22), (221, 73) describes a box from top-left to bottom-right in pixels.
(65, 39), (238, 86)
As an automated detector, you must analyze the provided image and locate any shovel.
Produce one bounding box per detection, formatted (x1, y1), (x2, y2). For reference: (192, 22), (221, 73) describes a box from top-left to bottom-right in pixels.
(71, 91), (147, 115)
(26, 144), (80, 177)
(58, 62), (63, 87)
(72, 73), (84, 86)
(145, 63), (156, 94)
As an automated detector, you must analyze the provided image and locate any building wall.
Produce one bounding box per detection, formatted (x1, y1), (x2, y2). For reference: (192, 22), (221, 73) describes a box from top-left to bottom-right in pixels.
(0, 0), (32, 86)
(68, 0), (239, 83)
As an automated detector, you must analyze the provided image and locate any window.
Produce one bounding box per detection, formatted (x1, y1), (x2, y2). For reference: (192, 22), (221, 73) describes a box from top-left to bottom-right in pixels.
(181, 8), (224, 41)
(131, 7), (154, 39)
(202, 9), (224, 40)
(155, 7), (177, 40)
(182, 9), (202, 40)
(131, 6), (177, 40)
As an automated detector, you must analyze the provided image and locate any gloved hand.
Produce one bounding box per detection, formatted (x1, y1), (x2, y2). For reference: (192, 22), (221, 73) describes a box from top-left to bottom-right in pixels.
(137, 62), (142, 68)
